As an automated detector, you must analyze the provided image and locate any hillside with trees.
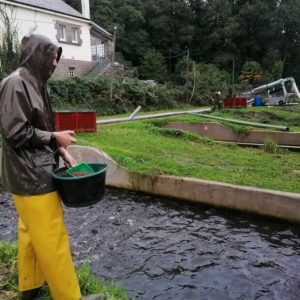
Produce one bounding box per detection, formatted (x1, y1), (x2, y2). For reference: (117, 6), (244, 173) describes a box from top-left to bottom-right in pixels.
(64, 0), (300, 86)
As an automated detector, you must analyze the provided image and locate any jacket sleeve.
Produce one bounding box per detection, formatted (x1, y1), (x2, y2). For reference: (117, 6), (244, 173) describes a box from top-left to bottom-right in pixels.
(0, 77), (52, 148)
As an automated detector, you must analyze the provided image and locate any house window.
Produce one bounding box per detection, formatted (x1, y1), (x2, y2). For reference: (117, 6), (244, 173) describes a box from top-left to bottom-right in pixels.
(69, 67), (75, 77)
(71, 27), (78, 43)
(58, 24), (66, 41)
(91, 38), (105, 61)
(55, 21), (82, 45)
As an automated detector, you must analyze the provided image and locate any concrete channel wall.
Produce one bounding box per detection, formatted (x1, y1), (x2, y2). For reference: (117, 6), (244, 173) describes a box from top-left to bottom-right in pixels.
(164, 122), (300, 146)
(68, 146), (300, 223)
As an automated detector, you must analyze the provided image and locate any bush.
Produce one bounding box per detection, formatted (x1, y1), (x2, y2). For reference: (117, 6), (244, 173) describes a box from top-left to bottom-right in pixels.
(49, 76), (183, 115)
(174, 62), (230, 105)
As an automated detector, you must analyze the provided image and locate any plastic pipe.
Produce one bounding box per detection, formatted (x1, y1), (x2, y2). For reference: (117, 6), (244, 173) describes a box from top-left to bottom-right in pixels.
(97, 108), (211, 124)
(188, 113), (289, 131)
(129, 105), (142, 120)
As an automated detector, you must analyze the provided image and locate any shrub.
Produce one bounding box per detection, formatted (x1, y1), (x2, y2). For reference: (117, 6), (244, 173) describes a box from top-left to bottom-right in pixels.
(49, 76), (183, 115)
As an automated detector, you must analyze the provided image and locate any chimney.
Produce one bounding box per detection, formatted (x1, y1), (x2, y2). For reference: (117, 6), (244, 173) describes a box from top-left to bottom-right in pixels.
(81, 0), (90, 19)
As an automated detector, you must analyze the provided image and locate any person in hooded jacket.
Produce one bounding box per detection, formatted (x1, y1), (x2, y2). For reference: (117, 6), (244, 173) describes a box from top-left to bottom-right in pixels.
(0, 34), (105, 300)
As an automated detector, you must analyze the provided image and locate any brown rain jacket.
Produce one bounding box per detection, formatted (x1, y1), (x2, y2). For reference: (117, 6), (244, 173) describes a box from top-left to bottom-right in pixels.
(0, 34), (62, 195)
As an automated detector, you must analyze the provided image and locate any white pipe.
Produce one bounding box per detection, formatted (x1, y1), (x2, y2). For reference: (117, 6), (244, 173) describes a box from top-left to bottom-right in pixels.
(97, 108), (211, 124)
(129, 105), (142, 120)
(188, 113), (289, 131)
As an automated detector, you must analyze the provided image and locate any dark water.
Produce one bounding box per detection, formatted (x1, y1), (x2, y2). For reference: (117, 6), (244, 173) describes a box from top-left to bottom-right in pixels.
(1, 187), (300, 300)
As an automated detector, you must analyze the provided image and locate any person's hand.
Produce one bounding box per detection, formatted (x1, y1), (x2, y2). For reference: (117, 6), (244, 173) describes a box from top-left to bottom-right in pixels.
(59, 147), (77, 168)
(53, 131), (76, 148)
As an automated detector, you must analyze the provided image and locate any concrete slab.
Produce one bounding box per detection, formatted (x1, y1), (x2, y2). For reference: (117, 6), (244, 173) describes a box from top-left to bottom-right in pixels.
(68, 145), (300, 223)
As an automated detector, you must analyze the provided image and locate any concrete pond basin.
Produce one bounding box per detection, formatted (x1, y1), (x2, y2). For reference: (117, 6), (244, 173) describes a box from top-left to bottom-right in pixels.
(67, 146), (300, 223)
(164, 121), (300, 148)
(1, 144), (300, 299)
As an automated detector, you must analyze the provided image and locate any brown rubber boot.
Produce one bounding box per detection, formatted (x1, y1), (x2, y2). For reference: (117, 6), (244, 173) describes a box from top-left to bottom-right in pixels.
(81, 294), (106, 300)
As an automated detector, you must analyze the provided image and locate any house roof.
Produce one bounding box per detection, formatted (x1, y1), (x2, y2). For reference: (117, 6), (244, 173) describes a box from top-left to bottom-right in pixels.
(7, 0), (86, 19)
(91, 21), (112, 39)
(6, 0), (113, 39)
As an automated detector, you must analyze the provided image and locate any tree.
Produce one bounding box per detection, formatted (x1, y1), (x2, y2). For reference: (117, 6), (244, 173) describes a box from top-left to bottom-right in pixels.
(187, 63), (230, 105)
(0, 5), (19, 78)
(190, 0), (238, 69)
(142, 0), (194, 74)
(276, 0), (300, 81)
(90, 0), (114, 30)
(239, 61), (263, 86)
(264, 60), (284, 82)
(90, 0), (150, 65)
(138, 50), (167, 83)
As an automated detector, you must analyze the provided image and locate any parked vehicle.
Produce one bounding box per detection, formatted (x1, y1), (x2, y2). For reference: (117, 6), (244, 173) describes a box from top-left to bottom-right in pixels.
(242, 77), (300, 106)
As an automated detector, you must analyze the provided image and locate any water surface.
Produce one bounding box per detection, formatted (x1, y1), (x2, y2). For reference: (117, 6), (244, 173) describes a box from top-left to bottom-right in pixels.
(1, 187), (300, 299)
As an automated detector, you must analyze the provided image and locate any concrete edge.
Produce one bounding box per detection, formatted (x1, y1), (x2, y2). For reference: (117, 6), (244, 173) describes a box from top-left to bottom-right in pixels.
(164, 122), (300, 146)
(68, 145), (300, 223)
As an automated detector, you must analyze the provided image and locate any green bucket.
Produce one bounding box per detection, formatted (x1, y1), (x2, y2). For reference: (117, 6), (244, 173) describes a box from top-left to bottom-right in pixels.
(52, 163), (107, 207)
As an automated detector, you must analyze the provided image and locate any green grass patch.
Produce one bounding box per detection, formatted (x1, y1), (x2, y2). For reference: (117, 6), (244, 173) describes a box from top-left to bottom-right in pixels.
(0, 241), (128, 300)
(78, 118), (300, 193)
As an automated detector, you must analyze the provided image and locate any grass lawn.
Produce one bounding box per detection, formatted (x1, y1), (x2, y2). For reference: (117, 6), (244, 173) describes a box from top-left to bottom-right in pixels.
(77, 106), (300, 193)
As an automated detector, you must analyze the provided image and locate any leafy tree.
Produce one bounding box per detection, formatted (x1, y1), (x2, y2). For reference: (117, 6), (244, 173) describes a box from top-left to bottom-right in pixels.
(264, 60), (284, 82)
(114, 2), (150, 65)
(142, 0), (194, 74)
(173, 55), (194, 85)
(234, 0), (279, 65)
(0, 5), (19, 79)
(90, 0), (115, 30)
(138, 50), (167, 83)
(276, 0), (300, 81)
(65, 0), (300, 84)
(90, 0), (150, 65)
(187, 63), (230, 105)
(239, 61), (263, 85)
(190, 0), (238, 69)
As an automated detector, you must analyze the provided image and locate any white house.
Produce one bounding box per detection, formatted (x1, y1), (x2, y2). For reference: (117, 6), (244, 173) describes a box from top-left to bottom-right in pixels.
(0, 0), (113, 78)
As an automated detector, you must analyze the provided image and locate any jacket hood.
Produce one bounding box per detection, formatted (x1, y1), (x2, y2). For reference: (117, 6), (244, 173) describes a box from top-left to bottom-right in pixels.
(19, 34), (62, 82)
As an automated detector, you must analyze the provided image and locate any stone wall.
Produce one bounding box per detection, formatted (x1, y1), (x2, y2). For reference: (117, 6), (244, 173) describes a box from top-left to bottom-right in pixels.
(53, 58), (96, 79)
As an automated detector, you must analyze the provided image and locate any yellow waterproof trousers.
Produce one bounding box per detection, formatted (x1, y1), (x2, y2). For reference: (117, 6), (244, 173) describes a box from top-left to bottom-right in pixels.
(13, 191), (81, 300)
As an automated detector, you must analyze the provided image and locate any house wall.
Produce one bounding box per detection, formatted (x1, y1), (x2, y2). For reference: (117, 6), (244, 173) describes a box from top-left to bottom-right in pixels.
(53, 58), (96, 78)
(2, 3), (92, 61)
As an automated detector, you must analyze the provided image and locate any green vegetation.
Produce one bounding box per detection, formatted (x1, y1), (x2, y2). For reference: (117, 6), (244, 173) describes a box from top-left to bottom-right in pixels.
(77, 113), (300, 193)
(0, 6), (20, 79)
(0, 241), (128, 300)
(64, 0), (300, 84)
(49, 76), (183, 114)
(138, 50), (168, 83)
(263, 138), (278, 154)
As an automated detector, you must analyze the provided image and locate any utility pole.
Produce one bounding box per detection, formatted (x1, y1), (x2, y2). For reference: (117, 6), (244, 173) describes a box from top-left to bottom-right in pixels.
(168, 48), (172, 80)
(232, 59), (235, 97)
(110, 25), (117, 101)
(186, 47), (189, 102)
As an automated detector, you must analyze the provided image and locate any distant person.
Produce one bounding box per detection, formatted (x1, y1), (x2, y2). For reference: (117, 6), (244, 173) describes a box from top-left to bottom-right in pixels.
(211, 90), (222, 110)
(0, 34), (104, 300)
